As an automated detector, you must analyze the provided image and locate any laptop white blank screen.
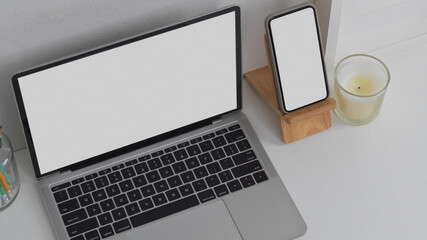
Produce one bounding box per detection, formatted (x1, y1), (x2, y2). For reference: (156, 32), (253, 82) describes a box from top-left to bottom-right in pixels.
(17, 12), (237, 175)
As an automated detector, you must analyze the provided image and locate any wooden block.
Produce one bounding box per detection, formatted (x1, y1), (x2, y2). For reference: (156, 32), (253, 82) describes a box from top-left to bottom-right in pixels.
(244, 66), (336, 143)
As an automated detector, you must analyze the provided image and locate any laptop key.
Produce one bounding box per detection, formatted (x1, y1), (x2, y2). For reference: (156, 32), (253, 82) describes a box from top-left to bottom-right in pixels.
(51, 182), (71, 192)
(125, 159), (138, 166)
(178, 184), (194, 197)
(84, 229), (100, 240)
(125, 202), (141, 216)
(100, 199), (115, 212)
(185, 157), (200, 169)
(132, 175), (147, 188)
(105, 184), (120, 197)
(58, 198), (79, 214)
(193, 166), (208, 179)
(192, 179), (207, 192)
(62, 209), (88, 226)
(119, 179), (134, 192)
(253, 170), (269, 183)
(98, 168), (111, 176)
(121, 167), (136, 179)
(72, 177), (85, 185)
(202, 133), (215, 140)
(205, 175), (220, 187)
(112, 207), (127, 221)
(92, 189), (107, 202)
(218, 170), (233, 183)
(113, 219), (132, 234)
(223, 144), (239, 156)
(206, 162), (221, 174)
(138, 154), (151, 162)
(81, 181), (96, 193)
(78, 194), (94, 207)
(159, 166), (174, 178)
(236, 139), (251, 151)
(212, 136), (227, 148)
(98, 212), (113, 226)
(214, 184), (229, 197)
(219, 157), (234, 170)
(198, 153), (213, 165)
(113, 194), (129, 207)
(231, 160), (262, 178)
(186, 145), (201, 156)
(167, 176), (182, 188)
(228, 124), (241, 131)
(141, 185), (156, 198)
(215, 128), (228, 135)
(197, 189), (216, 203)
(160, 153), (175, 165)
(146, 170), (161, 183)
(232, 150), (257, 166)
(99, 225), (114, 239)
(152, 193), (167, 206)
(107, 172), (123, 184)
(127, 189), (143, 202)
(130, 195), (199, 228)
(225, 129), (245, 143)
(53, 190), (68, 203)
(180, 171), (195, 183)
(227, 180), (243, 192)
(240, 175), (256, 188)
(164, 146), (177, 153)
(173, 149), (188, 161)
(154, 180), (169, 193)
(66, 217), (99, 238)
(139, 198), (154, 211)
(85, 173), (98, 181)
(165, 188), (181, 201)
(94, 176), (109, 189)
(190, 137), (203, 144)
(112, 163), (125, 171)
(210, 149), (226, 160)
(172, 161), (187, 174)
(199, 140), (214, 152)
(177, 141), (190, 148)
(147, 158), (162, 170)
(134, 162), (149, 175)
(86, 203), (102, 217)
(151, 150), (164, 158)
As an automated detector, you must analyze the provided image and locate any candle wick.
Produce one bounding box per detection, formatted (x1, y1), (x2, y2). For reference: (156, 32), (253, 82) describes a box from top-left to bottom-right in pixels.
(358, 86), (361, 90)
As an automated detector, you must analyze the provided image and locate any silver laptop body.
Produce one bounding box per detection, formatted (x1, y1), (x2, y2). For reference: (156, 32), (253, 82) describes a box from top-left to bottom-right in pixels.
(12, 6), (306, 240)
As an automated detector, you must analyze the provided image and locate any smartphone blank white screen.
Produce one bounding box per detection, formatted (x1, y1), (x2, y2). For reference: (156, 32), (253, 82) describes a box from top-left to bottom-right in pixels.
(17, 11), (237, 175)
(269, 7), (327, 112)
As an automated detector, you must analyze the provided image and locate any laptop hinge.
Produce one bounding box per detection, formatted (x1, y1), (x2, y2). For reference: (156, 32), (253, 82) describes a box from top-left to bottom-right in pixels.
(212, 117), (223, 124)
(60, 169), (72, 176)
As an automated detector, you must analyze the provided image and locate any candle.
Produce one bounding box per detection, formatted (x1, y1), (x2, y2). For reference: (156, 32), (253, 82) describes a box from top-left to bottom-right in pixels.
(334, 54), (390, 125)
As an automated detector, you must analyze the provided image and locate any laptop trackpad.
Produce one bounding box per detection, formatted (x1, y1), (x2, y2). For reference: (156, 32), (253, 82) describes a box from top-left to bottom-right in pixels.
(127, 200), (243, 240)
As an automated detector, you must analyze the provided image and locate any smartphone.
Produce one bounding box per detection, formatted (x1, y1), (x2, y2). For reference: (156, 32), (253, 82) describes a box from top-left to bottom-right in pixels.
(265, 4), (328, 113)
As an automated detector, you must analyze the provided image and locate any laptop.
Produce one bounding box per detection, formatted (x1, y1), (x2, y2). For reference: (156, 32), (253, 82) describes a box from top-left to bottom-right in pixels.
(11, 6), (306, 240)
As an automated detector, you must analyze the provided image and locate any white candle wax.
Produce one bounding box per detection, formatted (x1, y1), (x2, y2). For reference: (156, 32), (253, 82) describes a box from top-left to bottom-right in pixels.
(334, 54), (390, 125)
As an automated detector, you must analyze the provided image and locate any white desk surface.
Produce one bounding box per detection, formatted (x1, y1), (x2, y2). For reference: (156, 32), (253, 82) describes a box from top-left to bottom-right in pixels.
(1, 34), (427, 240)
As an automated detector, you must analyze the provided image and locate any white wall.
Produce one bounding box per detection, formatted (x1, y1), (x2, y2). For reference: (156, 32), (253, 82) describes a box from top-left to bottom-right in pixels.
(0, 0), (339, 150)
(336, 0), (427, 60)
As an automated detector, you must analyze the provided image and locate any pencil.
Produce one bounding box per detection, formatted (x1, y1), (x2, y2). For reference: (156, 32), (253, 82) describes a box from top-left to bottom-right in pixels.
(0, 172), (10, 191)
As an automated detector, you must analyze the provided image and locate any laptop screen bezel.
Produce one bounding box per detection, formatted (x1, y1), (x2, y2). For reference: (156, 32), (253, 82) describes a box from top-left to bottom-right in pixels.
(11, 6), (242, 179)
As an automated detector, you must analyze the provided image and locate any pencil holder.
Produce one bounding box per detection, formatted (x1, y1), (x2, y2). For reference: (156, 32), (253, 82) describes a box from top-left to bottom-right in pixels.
(0, 129), (20, 210)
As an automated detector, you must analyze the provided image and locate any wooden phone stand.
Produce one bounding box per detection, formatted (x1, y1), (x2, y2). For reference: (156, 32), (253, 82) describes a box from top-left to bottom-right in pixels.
(244, 36), (336, 143)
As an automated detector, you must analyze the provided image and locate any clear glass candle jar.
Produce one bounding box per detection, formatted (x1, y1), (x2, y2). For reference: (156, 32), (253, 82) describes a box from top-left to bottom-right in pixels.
(334, 54), (390, 125)
(0, 129), (20, 210)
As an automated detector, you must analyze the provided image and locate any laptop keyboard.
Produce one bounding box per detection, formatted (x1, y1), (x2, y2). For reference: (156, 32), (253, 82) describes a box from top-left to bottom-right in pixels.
(51, 124), (269, 240)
